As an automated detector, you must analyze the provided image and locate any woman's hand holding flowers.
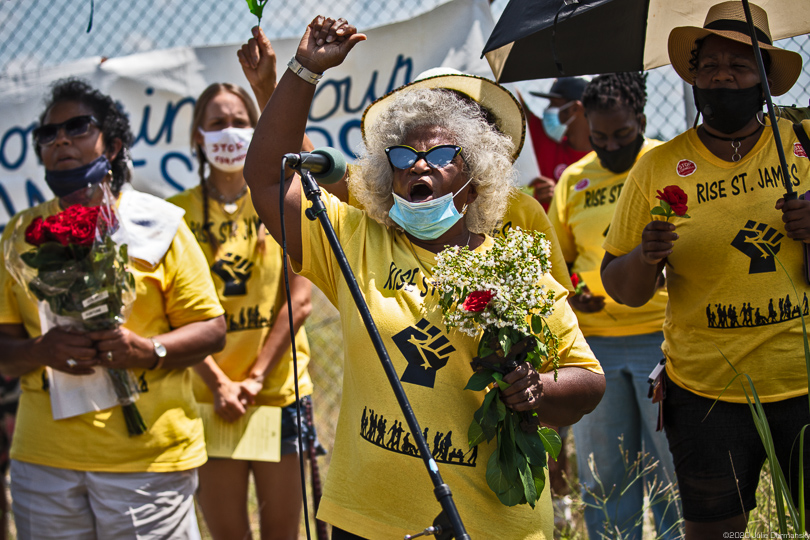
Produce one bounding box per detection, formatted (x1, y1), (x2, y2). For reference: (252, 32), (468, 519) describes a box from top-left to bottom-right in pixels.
(38, 327), (97, 375)
(500, 362), (544, 412)
(640, 220), (678, 265)
(87, 327), (155, 370)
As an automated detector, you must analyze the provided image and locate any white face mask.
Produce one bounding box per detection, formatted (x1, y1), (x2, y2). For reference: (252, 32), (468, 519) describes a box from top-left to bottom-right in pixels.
(199, 127), (254, 173)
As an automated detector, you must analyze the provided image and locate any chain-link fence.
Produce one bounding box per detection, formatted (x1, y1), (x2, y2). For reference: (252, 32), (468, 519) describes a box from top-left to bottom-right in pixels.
(1, 1), (809, 534)
(0, 0), (448, 73)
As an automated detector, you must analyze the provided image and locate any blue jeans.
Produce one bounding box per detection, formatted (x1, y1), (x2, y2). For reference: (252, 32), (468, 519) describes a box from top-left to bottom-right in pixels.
(572, 332), (681, 539)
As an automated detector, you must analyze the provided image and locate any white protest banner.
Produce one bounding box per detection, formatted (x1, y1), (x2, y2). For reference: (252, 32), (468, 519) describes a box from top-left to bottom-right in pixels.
(0, 0), (538, 232)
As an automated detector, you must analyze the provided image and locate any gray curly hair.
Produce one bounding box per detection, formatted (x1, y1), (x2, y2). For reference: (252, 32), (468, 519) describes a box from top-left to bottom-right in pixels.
(352, 88), (516, 234)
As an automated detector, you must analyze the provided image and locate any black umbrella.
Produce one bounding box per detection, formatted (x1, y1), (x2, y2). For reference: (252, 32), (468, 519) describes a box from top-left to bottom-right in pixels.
(484, 0), (810, 279)
(483, 0), (809, 83)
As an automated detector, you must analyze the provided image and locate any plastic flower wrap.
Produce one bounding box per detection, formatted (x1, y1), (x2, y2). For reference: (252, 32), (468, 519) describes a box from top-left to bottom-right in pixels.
(4, 185), (146, 436)
(432, 227), (562, 508)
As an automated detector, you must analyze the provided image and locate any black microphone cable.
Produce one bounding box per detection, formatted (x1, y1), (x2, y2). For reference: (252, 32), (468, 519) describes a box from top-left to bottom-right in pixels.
(278, 155), (314, 540)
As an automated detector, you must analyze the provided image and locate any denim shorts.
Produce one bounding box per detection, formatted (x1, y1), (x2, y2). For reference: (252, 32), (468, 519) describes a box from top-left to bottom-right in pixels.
(662, 372), (810, 522)
(280, 395), (327, 457)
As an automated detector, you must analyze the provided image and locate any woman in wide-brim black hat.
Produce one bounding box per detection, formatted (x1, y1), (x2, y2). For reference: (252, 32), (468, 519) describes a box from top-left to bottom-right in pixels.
(601, 1), (810, 536)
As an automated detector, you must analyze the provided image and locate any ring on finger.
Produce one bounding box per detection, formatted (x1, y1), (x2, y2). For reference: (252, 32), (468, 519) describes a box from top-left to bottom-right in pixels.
(106, 351), (113, 362)
(66, 359), (78, 368)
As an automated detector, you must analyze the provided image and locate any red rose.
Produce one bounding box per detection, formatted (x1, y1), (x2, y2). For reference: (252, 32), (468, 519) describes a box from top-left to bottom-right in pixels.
(462, 290), (496, 312)
(45, 215), (72, 246)
(570, 273), (580, 288)
(656, 185), (689, 216)
(24, 216), (49, 246)
(62, 204), (86, 220)
(70, 217), (97, 246)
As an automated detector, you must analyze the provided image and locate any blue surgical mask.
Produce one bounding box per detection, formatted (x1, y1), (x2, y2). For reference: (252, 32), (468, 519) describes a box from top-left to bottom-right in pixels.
(44, 155), (111, 198)
(542, 102), (574, 143)
(388, 177), (473, 241)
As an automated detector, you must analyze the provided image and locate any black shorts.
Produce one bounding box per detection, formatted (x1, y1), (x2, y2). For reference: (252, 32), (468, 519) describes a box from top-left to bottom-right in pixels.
(663, 372), (810, 522)
(280, 395), (327, 456)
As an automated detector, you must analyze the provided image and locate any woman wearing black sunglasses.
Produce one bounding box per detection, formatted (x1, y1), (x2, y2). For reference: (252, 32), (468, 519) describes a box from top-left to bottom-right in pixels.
(0, 78), (226, 538)
(243, 16), (605, 540)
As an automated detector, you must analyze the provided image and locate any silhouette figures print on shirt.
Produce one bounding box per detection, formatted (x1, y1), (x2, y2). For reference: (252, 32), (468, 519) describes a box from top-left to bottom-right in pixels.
(707, 293), (809, 328)
(211, 252), (254, 296)
(359, 407), (477, 467)
(392, 318), (456, 388)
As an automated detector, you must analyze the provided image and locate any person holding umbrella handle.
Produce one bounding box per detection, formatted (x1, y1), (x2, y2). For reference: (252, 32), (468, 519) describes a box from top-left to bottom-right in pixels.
(601, 2), (810, 536)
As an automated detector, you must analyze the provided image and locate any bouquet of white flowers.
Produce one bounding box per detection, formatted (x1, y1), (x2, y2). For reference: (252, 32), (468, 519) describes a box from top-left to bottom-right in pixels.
(432, 227), (562, 508)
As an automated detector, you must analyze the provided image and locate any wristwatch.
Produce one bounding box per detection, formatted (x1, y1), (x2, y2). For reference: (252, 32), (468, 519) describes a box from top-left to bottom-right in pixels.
(149, 338), (167, 370)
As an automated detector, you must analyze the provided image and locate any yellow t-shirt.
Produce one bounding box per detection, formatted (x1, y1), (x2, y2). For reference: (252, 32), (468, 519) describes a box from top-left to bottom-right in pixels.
(168, 186), (312, 407)
(0, 196), (224, 472)
(604, 119), (810, 403)
(295, 189), (602, 540)
(551, 140), (668, 336)
(492, 190), (575, 293)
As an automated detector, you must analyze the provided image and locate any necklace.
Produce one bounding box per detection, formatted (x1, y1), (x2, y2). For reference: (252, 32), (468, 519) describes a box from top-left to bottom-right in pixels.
(700, 124), (763, 163)
(206, 180), (248, 214)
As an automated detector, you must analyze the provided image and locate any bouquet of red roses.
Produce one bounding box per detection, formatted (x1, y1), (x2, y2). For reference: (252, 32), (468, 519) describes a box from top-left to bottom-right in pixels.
(5, 189), (146, 435)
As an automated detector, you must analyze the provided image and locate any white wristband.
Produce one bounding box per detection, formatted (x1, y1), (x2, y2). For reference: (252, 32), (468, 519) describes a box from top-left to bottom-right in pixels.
(287, 57), (323, 85)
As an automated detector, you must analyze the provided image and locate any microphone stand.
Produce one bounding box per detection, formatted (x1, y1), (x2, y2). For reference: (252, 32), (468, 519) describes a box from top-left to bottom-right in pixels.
(295, 166), (471, 540)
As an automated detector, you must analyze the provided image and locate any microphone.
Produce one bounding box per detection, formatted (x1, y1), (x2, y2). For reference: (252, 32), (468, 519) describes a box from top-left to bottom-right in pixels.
(284, 147), (347, 185)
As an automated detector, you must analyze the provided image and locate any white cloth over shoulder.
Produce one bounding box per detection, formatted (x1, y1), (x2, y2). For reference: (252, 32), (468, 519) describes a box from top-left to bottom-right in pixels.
(115, 186), (186, 268)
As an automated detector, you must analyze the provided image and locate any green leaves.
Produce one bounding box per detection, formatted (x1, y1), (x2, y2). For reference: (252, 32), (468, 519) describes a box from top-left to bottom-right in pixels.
(492, 372), (511, 391)
(472, 388), (500, 442)
(498, 327), (512, 355)
(515, 424), (550, 467)
(538, 426), (562, 460)
(245, 0), (269, 25)
(650, 199), (689, 221)
(21, 242), (78, 271)
(464, 369), (495, 391)
(468, 417), (486, 448)
(530, 313), (544, 335)
(474, 401), (556, 508)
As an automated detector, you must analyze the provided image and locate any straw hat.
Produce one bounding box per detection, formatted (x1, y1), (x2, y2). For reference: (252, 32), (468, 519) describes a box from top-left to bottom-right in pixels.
(668, 1), (802, 96)
(361, 68), (526, 162)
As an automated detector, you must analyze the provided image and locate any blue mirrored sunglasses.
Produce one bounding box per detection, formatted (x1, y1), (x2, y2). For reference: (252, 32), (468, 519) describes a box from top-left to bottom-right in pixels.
(385, 144), (463, 170)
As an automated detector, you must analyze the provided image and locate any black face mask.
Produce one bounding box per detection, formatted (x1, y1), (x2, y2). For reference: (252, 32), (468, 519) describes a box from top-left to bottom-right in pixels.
(44, 155), (111, 198)
(590, 133), (645, 174)
(693, 85), (763, 135)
